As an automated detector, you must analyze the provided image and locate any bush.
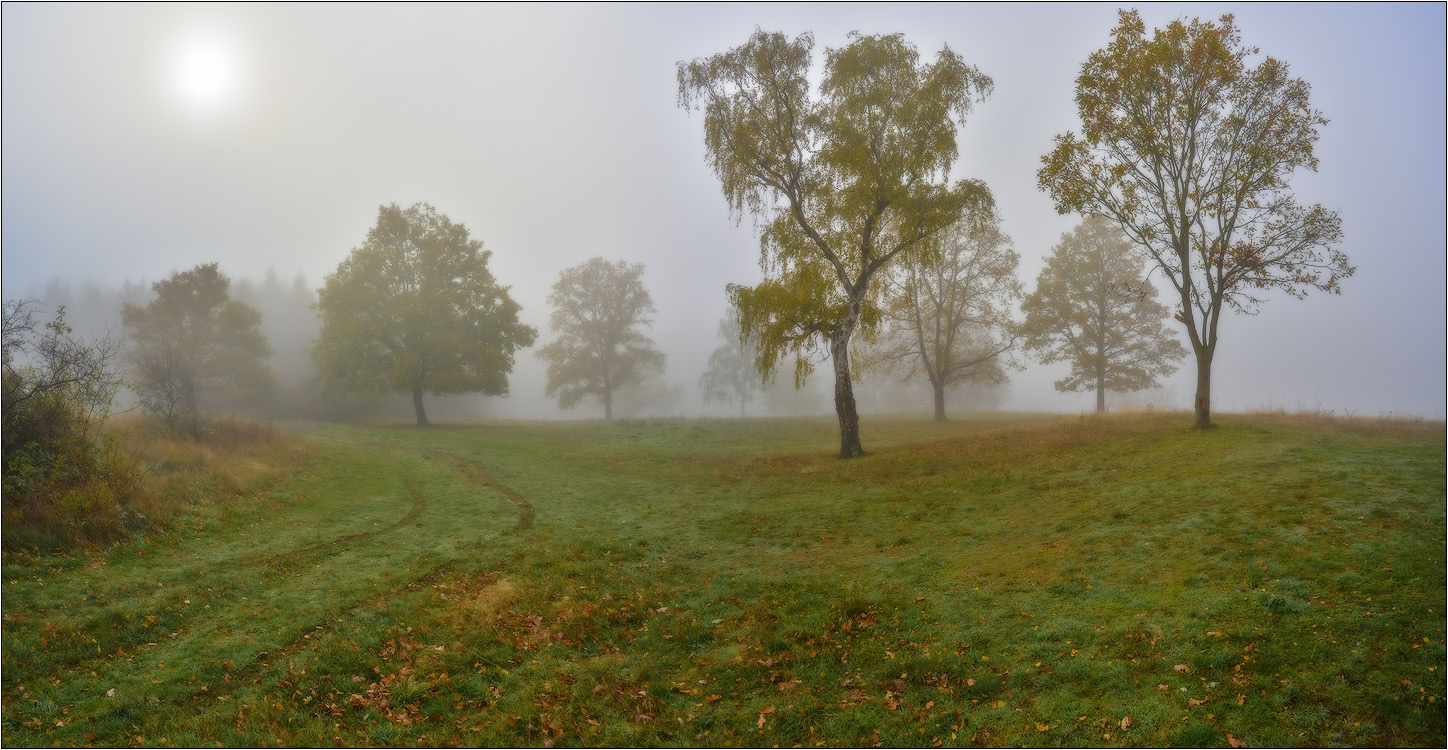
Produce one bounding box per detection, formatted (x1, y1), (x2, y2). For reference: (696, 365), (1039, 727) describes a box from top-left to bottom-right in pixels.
(2, 300), (145, 547)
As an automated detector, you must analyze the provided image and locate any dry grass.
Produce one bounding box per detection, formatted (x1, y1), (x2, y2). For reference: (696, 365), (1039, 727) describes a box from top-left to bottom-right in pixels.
(108, 414), (313, 530)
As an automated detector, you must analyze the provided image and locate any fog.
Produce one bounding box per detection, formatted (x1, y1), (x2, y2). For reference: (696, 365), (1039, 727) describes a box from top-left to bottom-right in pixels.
(4, 4), (1444, 421)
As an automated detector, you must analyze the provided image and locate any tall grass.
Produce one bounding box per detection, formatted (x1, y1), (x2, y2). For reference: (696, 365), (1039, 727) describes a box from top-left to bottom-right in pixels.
(1, 415), (311, 553)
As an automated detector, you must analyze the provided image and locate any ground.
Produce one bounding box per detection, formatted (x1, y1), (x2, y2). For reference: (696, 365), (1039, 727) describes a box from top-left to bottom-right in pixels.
(2, 412), (1444, 747)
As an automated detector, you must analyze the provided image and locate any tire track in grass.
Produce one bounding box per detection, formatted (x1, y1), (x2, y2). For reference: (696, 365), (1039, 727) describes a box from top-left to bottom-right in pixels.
(2, 465), (429, 689)
(360, 440), (535, 531)
(63, 562), (461, 745)
(260, 467), (426, 567)
(434, 451), (535, 530)
(42, 437), (530, 735)
(5, 432), (522, 745)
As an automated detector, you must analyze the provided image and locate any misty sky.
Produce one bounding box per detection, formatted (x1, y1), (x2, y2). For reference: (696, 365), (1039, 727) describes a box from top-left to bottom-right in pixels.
(3, 3), (1444, 420)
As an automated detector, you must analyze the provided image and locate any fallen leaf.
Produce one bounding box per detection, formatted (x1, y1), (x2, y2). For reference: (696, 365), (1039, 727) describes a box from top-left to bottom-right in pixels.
(1189, 698), (1206, 706)
(966, 678), (976, 687)
(1236, 694), (1245, 705)
(106, 688), (115, 697)
(1156, 684), (1169, 693)
(1035, 722), (1053, 732)
(1120, 716), (1132, 730)
(757, 705), (775, 728)
(1227, 732), (1246, 748)
(1174, 664), (1190, 673)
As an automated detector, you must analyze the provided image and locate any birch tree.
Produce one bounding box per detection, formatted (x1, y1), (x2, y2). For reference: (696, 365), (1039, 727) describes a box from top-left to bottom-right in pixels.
(870, 214), (1021, 421)
(679, 30), (994, 457)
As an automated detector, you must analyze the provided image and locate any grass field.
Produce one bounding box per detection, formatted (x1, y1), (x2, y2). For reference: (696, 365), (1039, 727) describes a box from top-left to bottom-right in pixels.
(2, 411), (1444, 747)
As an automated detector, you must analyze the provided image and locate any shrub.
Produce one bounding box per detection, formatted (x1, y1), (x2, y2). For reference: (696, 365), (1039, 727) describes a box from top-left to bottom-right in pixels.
(2, 300), (145, 547)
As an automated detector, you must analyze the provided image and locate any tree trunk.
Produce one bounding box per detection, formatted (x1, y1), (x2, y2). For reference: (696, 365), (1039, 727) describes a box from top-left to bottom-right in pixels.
(830, 330), (865, 458)
(413, 384), (429, 427)
(932, 381), (948, 422)
(1193, 348), (1214, 429)
(1095, 360), (1106, 412)
(604, 388), (613, 420)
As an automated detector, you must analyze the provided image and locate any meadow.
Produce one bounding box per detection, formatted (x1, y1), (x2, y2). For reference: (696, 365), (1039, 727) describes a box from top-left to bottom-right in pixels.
(1, 412), (1443, 747)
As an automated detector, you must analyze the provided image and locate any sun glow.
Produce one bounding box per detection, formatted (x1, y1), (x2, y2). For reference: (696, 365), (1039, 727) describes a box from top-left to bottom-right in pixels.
(170, 39), (239, 110)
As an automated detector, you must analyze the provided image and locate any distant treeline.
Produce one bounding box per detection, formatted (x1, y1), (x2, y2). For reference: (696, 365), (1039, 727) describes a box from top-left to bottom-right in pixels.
(21, 270), (461, 423)
(22, 269), (1008, 422)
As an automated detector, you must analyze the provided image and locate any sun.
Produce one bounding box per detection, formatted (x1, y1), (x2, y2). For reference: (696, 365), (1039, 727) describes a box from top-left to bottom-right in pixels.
(170, 39), (239, 110)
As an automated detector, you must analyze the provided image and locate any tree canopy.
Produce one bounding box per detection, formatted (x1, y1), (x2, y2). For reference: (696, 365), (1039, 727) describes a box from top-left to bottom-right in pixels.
(536, 258), (665, 420)
(312, 203), (536, 426)
(679, 29), (994, 457)
(1021, 217), (1187, 411)
(123, 263), (272, 438)
(1038, 11), (1352, 427)
(868, 211), (1021, 421)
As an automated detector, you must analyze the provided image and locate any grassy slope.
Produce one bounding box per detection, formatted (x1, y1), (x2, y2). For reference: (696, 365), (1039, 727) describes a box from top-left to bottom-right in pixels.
(1, 412), (1443, 747)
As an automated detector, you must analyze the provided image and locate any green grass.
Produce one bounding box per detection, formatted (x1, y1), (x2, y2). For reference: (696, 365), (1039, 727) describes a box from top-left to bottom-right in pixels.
(2, 411), (1443, 747)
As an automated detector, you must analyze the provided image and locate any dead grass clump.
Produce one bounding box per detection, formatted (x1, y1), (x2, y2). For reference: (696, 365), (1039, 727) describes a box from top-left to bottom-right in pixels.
(108, 414), (313, 528)
(1238, 409), (1444, 438)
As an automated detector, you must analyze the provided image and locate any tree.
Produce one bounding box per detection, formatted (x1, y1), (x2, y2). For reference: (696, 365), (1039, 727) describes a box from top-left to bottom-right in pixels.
(613, 377), (686, 419)
(313, 203), (536, 426)
(536, 258), (666, 420)
(698, 308), (763, 417)
(679, 30), (995, 458)
(123, 264), (273, 438)
(868, 212), (1022, 421)
(1038, 11), (1352, 428)
(1021, 217), (1188, 411)
(233, 268), (321, 416)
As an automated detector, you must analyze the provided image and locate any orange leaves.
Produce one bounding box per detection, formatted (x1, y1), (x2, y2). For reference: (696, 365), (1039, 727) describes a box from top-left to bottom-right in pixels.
(1174, 664), (1190, 673)
(1227, 732), (1246, 748)
(757, 705), (775, 728)
(1119, 715), (1133, 730)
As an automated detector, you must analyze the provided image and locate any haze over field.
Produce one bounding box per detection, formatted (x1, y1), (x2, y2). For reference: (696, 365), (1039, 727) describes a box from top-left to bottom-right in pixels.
(3, 3), (1443, 420)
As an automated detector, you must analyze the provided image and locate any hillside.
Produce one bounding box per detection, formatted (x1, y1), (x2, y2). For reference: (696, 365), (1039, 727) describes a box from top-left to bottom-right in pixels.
(2, 412), (1443, 747)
